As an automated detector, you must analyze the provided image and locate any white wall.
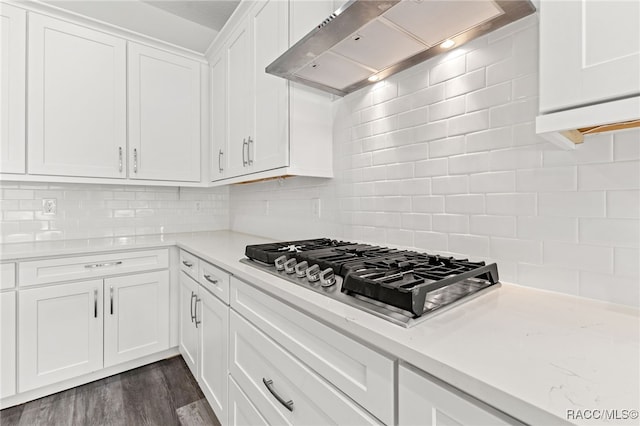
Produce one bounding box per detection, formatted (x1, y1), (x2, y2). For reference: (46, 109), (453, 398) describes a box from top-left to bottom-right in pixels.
(0, 182), (229, 243)
(230, 15), (640, 307)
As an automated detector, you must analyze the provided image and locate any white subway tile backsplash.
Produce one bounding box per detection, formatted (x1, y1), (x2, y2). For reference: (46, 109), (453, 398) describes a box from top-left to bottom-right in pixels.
(432, 175), (468, 194)
(449, 234), (490, 258)
(448, 110), (489, 136)
(415, 121), (448, 142)
(466, 127), (512, 152)
(607, 190), (640, 219)
(466, 38), (512, 71)
(429, 136), (466, 158)
(470, 215), (516, 237)
(613, 128), (640, 161)
(401, 213), (432, 231)
(578, 272), (639, 307)
(430, 55), (466, 85)
(579, 218), (639, 248)
(512, 73), (538, 100)
(517, 216), (578, 242)
(432, 214), (469, 233)
(579, 161), (640, 190)
(412, 84), (445, 107)
(489, 145), (543, 171)
(445, 69), (485, 99)
(517, 264), (579, 295)
(414, 158), (448, 177)
(466, 82), (512, 112)
(413, 196), (445, 213)
(469, 171), (516, 193)
(445, 194), (485, 214)
(490, 237), (542, 264)
(538, 191), (605, 217)
(449, 152), (490, 175)
(543, 133), (613, 166)
(397, 106), (428, 129)
(414, 231), (448, 252)
(429, 96), (466, 121)
(614, 248), (640, 278)
(516, 166), (577, 192)
(543, 241), (613, 274)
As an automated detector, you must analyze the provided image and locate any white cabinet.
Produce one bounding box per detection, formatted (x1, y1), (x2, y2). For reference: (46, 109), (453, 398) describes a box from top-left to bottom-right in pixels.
(228, 376), (269, 426)
(128, 43), (202, 182)
(539, 1), (640, 113)
(209, 0), (333, 184)
(178, 250), (230, 425)
(1, 291), (16, 398)
(198, 284), (229, 425)
(27, 13), (127, 178)
(19, 280), (104, 392)
(0, 3), (26, 174)
(399, 363), (520, 426)
(104, 271), (169, 367)
(229, 311), (380, 425)
(536, 1), (640, 148)
(179, 272), (200, 377)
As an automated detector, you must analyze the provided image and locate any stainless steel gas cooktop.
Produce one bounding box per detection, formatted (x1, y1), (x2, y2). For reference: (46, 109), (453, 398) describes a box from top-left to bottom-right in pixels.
(242, 238), (500, 327)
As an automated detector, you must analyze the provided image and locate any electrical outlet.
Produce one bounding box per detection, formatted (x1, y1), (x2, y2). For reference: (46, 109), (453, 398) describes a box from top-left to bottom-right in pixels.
(312, 198), (321, 218)
(42, 198), (57, 215)
(195, 202), (201, 211)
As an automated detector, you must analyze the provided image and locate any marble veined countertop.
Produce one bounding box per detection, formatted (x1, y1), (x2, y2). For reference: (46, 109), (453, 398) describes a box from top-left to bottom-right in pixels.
(1, 231), (638, 425)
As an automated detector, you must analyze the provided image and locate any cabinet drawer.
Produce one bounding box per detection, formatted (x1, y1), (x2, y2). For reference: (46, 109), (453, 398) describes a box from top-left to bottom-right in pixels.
(1, 263), (16, 289)
(199, 260), (230, 304)
(229, 376), (268, 426)
(230, 277), (394, 425)
(19, 249), (169, 287)
(230, 311), (380, 425)
(179, 250), (199, 280)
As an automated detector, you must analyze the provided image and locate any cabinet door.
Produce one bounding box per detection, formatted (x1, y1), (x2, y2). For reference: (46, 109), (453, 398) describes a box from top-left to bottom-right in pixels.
(104, 271), (170, 367)
(210, 49), (227, 181)
(0, 3), (26, 174)
(249, 0), (289, 173)
(27, 14), (126, 178)
(226, 20), (252, 178)
(0, 292), (16, 398)
(398, 364), (518, 426)
(179, 272), (199, 377)
(228, 376), (269, 426)
(539, 1), (640, 113)
(128, 43), (201, 182)
(198, 287), (229, 425)
(19, 280), (103, 392)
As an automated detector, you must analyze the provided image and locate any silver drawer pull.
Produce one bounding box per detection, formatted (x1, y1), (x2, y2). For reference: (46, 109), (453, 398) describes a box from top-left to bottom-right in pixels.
(85, 261), (123, 269)
(182, 260), (194, 268)
(203, 274), (219, 284)
(262, 378), (293, 412)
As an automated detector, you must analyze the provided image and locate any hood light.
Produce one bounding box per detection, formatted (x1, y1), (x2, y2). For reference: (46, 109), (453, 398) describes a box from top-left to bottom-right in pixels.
(368, 75), (380, 82)
(440, 39), (456, 49)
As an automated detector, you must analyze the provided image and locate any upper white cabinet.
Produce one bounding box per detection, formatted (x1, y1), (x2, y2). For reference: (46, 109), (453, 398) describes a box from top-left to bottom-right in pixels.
(0, 3), (26, 174)
(536, 1), (640, 148)
(27, 13), (127, 178)
(128, 43), (202, 182)
(209, 0), (333, 184)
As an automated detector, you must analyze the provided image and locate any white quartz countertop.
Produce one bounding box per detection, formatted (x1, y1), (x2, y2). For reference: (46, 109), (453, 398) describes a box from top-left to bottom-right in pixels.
(2, 231), (638, 425)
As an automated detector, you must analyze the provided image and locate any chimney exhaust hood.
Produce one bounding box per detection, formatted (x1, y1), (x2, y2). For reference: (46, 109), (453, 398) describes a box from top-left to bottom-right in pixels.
(266, 0), (536, 96)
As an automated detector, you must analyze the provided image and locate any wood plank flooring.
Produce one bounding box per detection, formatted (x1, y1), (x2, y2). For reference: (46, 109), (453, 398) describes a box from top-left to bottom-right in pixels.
(0, 356), (220, 426)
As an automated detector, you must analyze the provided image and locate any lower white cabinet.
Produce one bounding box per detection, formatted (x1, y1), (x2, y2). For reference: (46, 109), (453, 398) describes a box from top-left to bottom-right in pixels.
(18, 271), (170, 392)
(19, 280), (104, 392)
(229, 310), (380, 425)
(0, 292), (16, 398)
(398, 363), (520, 426)
(228, 376), (268, 426)
(179, 265), (229, 425)
(104, 271), (169, 367)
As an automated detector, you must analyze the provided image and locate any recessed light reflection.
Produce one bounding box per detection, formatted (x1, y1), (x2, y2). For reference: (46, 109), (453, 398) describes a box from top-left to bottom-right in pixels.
(440, 39), (455, 49)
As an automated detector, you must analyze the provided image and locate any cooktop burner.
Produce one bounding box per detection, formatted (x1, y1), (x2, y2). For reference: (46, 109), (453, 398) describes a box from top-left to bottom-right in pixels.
(242, 238), (500, 327)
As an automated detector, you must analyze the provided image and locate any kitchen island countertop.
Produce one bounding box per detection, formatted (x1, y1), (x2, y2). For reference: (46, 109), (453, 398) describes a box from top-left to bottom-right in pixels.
(1, 230), (638, 425)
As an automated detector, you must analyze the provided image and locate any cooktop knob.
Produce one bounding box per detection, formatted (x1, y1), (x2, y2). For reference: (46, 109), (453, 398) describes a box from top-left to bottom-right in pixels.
(294, 261), (308, 278)
(284, 258), (297, 274)
(274, 255), (287, 271)
(320, 268), (336, 287)
(306, 264), (321, 282)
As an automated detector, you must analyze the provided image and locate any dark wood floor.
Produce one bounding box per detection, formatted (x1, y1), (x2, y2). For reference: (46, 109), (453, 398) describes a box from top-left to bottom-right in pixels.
(0, 356), (220, 426)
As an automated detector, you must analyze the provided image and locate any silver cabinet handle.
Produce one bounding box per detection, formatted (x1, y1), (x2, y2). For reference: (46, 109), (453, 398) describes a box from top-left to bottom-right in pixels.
(133, 148), (138, 173)
(94, 289), (98, 318)
(182, 260), (193, 268)
(218, 149), (224, 173)
(247, 136), (254, 165)
(263, 378), (293, 412)
(118, 147), (123, 172)
(194, 297), (201, 328)
(242, 138), (248, 166)
(110, 286), (114, 315)
(85, 261), (123, 269)
(203, 274), (218, 285)
(190, 291), (196, 322)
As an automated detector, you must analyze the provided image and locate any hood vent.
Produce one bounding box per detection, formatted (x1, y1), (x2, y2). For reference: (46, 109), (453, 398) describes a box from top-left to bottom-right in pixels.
(266, 0), (536, 96)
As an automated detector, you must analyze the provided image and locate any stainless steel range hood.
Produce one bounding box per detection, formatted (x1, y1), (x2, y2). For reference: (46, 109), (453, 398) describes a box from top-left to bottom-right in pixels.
(266, 0), (536, 96)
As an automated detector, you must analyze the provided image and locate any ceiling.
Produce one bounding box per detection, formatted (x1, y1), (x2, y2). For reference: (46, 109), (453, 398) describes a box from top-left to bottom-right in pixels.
(40, 0), (240, 53)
